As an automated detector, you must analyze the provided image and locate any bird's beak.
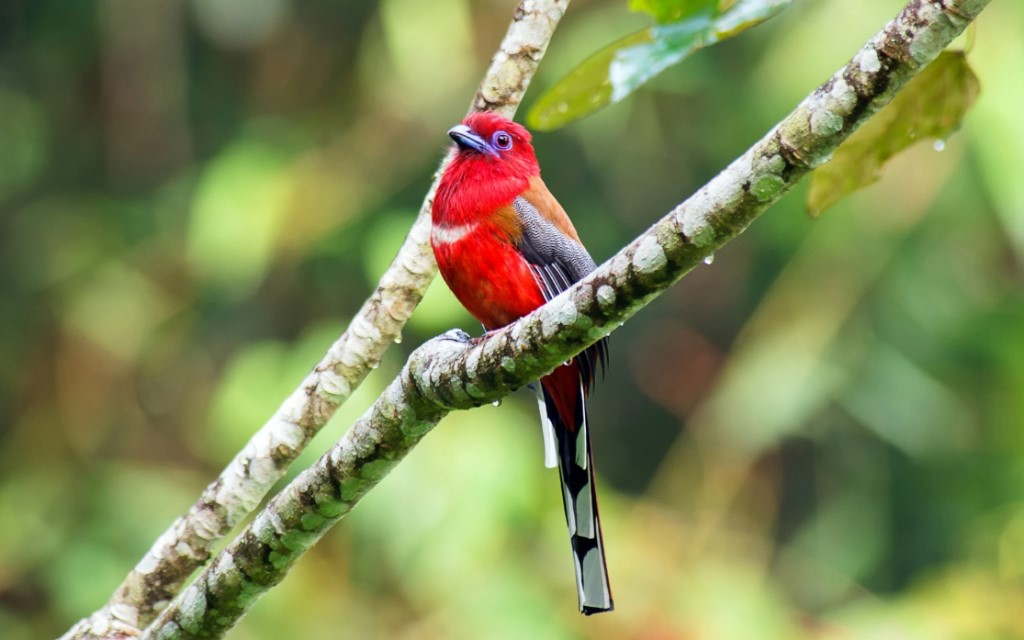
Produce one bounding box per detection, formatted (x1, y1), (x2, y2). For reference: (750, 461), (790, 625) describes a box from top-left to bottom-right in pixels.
(448, 124), (492, 155)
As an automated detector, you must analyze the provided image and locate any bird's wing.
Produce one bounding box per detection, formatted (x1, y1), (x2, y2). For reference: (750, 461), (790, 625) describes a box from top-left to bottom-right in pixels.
(512, 195), (609, 388)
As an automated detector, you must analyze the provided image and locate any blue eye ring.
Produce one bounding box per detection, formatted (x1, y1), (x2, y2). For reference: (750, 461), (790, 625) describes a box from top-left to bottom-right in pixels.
(492, 130), (513, 151)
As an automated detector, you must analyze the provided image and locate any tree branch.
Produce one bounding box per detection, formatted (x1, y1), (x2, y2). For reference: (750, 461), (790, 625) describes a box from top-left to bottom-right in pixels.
(60, 2), (570, 639)
(140, 1), (989, 638)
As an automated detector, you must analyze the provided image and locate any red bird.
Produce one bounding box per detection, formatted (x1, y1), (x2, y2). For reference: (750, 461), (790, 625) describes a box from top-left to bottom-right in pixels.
(431, 112), (613, 614)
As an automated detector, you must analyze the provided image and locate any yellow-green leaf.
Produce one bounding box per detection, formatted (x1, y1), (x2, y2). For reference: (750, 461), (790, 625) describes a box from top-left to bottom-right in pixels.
(527, 0), (790, 131)
(806, 51), (980, 217)
(630, 0), (718, 24)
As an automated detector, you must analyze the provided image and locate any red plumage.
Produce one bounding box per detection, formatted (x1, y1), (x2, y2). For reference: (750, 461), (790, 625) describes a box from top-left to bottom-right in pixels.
(432, 114), (543, 328)
(431, 112), (613, 614)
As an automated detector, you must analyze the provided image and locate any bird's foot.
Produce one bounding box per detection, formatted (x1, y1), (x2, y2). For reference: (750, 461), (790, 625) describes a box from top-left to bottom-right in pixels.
(438, 328), (473, 344)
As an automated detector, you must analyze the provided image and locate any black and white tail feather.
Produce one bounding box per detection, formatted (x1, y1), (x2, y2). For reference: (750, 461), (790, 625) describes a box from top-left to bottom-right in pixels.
(511, 195), (613, 614)
(537, 379), (613, 614)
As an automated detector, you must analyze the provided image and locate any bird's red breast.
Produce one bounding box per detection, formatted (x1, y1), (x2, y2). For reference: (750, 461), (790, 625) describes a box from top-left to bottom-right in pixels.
(432, 113), (583, 329)
(432, 211), (541, 328)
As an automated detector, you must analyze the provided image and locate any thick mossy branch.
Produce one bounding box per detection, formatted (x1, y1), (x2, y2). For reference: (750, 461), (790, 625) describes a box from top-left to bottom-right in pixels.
(142, 1), (989, 638)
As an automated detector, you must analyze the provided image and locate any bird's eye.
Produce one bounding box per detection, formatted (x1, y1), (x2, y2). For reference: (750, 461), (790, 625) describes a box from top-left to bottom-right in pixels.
(492, 131), (513, 151)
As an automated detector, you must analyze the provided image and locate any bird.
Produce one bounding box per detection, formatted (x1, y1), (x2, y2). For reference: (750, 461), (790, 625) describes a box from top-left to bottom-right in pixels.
(430, 112), (613, 614)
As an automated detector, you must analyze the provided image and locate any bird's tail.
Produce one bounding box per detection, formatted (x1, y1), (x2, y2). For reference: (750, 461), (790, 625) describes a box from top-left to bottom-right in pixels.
(539, 364), (613, 615)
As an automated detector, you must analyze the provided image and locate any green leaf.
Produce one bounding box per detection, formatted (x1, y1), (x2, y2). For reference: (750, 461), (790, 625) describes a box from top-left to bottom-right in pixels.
(629, 0), (718, 24)
(807, 51), (980, 217)
(527, 0), (789, 131)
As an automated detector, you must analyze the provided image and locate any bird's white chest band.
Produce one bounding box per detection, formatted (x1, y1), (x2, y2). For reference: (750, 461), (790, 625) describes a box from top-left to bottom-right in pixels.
(431, 221), (478, 245)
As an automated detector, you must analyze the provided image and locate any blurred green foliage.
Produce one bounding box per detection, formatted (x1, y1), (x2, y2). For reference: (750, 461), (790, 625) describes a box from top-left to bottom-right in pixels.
(0, 0), (1022, 638)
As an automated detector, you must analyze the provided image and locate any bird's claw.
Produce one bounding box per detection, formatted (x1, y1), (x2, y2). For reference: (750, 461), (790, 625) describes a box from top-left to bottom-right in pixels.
(439, 328), (473, 344)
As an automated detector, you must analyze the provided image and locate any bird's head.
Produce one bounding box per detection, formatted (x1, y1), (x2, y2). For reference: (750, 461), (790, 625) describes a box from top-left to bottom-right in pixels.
(447, 112), (539, 178)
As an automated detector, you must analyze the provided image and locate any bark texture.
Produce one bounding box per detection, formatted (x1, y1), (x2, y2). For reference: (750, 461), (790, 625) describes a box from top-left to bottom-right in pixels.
(139, 1), (990, 638)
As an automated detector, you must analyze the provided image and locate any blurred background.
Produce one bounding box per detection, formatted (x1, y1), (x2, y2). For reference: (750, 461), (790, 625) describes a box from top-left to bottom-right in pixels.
(1, 0), (1022, 638)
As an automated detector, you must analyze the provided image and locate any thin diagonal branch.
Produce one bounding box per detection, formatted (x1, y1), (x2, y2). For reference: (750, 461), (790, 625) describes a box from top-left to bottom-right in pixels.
(60, 2), (570, 638)
(141, 1), (989, 638)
